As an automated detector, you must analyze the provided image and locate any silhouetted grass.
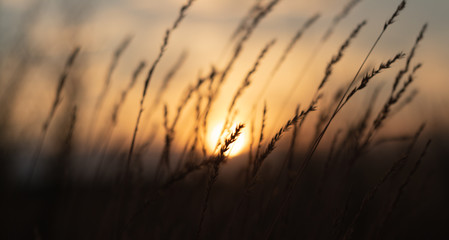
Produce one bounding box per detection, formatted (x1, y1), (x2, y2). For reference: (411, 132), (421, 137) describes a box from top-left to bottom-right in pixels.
(1, 0), (447, 239)
(28, 46), (80, 183)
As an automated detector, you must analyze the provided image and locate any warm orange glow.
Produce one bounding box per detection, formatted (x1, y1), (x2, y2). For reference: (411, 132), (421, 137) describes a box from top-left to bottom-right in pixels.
(207, 122), (247, 157)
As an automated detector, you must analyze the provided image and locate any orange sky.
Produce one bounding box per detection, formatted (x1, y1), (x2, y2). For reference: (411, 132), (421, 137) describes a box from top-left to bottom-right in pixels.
(1, 0), (448, 156)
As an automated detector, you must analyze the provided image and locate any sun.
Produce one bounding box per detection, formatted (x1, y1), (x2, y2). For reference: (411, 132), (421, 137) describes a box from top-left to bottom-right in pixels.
(207, 122), (247, 157)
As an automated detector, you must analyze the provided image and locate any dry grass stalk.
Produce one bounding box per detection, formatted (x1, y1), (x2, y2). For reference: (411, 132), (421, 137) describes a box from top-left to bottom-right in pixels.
(374, 64), (419, 124)
(252, 110), (307, 179)
(173, 75), (206, 129)
(228, 0), (263, 44)
(247, 112), (256, 183)
(156, 76), (207, 180)
(94, 36), (133, 114)
(286, 105), (301, 173)
(228, 39), (276, 116)
(174, 137), (193, 173)
(142, 51), (188, 131)
(279, 13), (320, 70)
(200, 67), (218, 157)
(384, 0), (407, 30)
(392, 24), (427, 94)
(45, 47), (81, 132)
(184, 95), (203, 165)
(319, 20), (367, 90)
(155, 105), (172, 180)
(28, 46), (80, 182)
(345, 52), (406, 103)
(126, 0), (196, 176)
(389, 88), (418, 117)
(163, 158), (215, 190)
(213, 0), (280, 97)
(157, 74), (204, 175)
(56, 105), (78, 183)
(64, 105), (78, 154)
(254, 102), (267, 164)
(314, 88), (345, 140)
(111, 61), (146, 125)
(263, 105), (301, 208)
(196, 124), (244, 239)
(215, 39), (276, 152)
(322, 0), (362, 41)
(152, 51), (188, 107)
(172, 0), (196, 29)
(333, 87), (381, 166)
(373, 135), (413, 147)
(257, 14), (320, 100)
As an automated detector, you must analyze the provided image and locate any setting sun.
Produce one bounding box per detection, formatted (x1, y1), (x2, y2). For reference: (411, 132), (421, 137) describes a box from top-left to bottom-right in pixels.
(207, 122), (247, 157)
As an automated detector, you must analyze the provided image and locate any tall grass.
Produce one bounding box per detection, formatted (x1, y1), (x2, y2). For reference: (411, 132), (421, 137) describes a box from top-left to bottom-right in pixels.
(27, 46), (80, 183)
(256, 13), (320, 101)
(1, 0), (446, 239)
(196, 124), (244, 239)
(275, 0), (363, 125)
(264, 1), (408, 237)
(126, 0), (196, 177)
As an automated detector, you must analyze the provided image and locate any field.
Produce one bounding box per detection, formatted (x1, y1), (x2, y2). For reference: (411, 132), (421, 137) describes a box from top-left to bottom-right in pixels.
(1, 0), (448, 239)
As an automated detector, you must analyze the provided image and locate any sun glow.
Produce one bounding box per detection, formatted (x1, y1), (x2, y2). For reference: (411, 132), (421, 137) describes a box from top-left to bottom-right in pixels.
(207, 122), (247, 157)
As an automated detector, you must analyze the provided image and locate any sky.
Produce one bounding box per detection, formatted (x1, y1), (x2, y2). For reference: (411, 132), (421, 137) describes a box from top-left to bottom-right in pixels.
(1, 0), (448, 160)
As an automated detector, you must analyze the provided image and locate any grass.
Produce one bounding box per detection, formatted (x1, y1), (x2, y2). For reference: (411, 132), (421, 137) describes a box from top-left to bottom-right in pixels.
(1, 0), (447, 239)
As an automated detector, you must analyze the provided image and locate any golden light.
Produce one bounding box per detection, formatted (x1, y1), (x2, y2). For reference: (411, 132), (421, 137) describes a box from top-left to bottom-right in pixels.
(207, 122), (247, 157)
